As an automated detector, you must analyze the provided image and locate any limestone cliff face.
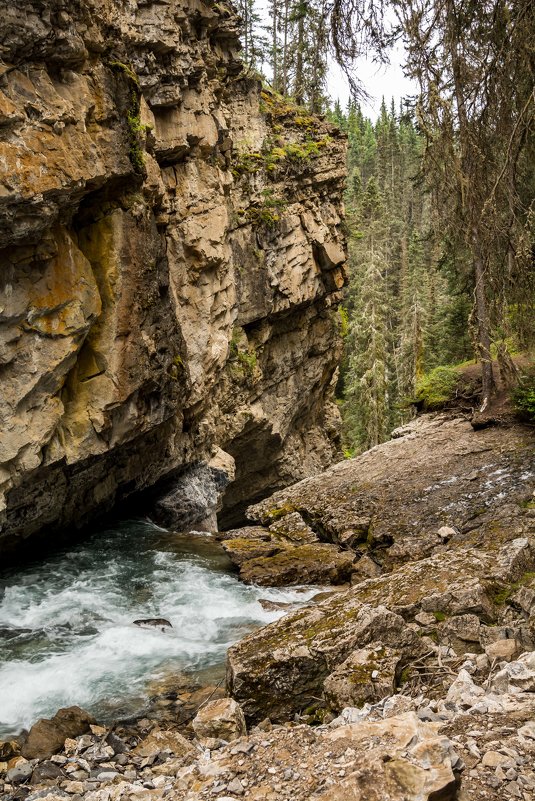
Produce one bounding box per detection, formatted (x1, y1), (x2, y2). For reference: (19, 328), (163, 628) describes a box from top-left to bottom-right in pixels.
(0, 0), (347, 556)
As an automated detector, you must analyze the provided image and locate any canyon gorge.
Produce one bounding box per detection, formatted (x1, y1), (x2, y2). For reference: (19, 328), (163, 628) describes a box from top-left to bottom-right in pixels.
(1, 3), (535, 801)
(0, 0), (346, 559)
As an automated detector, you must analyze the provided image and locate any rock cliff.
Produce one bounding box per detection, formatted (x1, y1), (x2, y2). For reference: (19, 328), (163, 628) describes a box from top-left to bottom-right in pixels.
(0, 0), (347, 557)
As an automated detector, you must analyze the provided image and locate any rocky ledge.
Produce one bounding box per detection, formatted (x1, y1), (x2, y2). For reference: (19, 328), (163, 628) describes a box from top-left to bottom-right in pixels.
(225, 413), (535, 722)
(219, 413), (535, 587)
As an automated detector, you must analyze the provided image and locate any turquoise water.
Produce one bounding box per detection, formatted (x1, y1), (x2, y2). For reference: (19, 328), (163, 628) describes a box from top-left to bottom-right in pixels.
(0, 519), (316, 737)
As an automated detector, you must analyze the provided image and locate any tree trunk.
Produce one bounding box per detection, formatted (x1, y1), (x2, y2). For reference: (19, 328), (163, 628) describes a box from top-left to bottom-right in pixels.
(272, 0), (278, 91)
(294, 13), (304, 105)
(473, 248), (494, 410)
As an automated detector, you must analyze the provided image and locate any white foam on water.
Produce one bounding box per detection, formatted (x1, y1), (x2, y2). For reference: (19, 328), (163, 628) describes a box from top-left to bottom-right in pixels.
(0, 521), (318, 736)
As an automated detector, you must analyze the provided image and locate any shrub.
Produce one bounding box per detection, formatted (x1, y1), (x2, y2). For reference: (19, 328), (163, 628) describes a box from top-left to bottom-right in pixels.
(413, 366), (460, 410)
(512, 369), (535, 422)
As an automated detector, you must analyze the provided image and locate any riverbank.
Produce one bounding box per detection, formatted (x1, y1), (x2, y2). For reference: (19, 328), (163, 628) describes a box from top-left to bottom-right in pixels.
(0, 521), (317, 740)
(2, 412), (535, 800)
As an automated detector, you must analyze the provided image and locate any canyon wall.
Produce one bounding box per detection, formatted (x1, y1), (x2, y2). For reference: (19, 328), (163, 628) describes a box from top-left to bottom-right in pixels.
(0, 0), (347, 557)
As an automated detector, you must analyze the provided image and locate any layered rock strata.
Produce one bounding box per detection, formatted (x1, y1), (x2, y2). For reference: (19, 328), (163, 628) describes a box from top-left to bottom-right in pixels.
(0, 0), (347, 557)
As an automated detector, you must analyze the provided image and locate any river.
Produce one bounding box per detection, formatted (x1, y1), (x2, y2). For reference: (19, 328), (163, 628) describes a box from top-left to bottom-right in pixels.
(0, 519), (317, 737)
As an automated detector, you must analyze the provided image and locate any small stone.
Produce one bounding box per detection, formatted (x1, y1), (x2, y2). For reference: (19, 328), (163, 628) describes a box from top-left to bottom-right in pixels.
(519, 722), (535, 740)
(106, 732), (128, 754)
(90, 725), (107, 737)
(31, 760), (64, 783)
(417, 707), (441, 722)
(50, 754), (68, 765)
(193, 699), (246, 742)
(506, 781), (522, 798)
(482, 751), (509, 767)
(506, 768), (518, 781)
(415, 611), (436, 626)
(69, 770), (89, 781)
(96, 770), (119, 781)
(230, 741), (254, 755)
(63, 780), (85, 794)
(227, 777), (244, 795)
(76, 734), (93, 751)
(6, 759), (33, 783)
(492, 652), (535, 693)
(475, 654), (490, 672)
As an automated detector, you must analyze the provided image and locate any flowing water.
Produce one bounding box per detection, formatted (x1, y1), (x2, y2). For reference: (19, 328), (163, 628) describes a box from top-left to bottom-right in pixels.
(0, 519), (318, 738)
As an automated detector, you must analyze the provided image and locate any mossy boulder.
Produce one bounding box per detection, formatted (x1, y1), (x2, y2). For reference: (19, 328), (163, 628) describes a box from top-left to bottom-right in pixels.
(239, 543), (356, 587)
(323, 646), (401, 710)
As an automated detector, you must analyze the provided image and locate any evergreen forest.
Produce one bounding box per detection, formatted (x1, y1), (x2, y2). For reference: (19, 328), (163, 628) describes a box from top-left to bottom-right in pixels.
(237, 0), (535, 453)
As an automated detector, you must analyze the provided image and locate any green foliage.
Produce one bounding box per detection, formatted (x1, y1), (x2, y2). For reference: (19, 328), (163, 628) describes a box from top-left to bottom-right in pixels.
(228, 327), (258, 378)
(109, 60), (147, 174)
(127, 106), (149, 173)
(338, 306), (349, 338)
(512, 370), (535, 422)
(338, 99), (474, 454)
(109, 61), (140, 86)
(244, 189), (287, 228)
(413, 366), (460, 410)
(233, 131), (330, 180)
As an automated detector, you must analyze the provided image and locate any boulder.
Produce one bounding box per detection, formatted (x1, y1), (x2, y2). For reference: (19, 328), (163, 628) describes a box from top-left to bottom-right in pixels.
(322, 712), (460, 801)
(133, 728), (194, 759)
(21, 706), (95, 760)
(491, 651), (535, 693)
(228, 600), (425, 723)
(323, 646), (401, 710)
(192, 698), (246, 742)
(239, 543), (356, 586)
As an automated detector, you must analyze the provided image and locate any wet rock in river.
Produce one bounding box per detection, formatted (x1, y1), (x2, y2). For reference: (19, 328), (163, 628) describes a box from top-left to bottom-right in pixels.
(22, 707), (95, 760)
(133, 618), (173, 631)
